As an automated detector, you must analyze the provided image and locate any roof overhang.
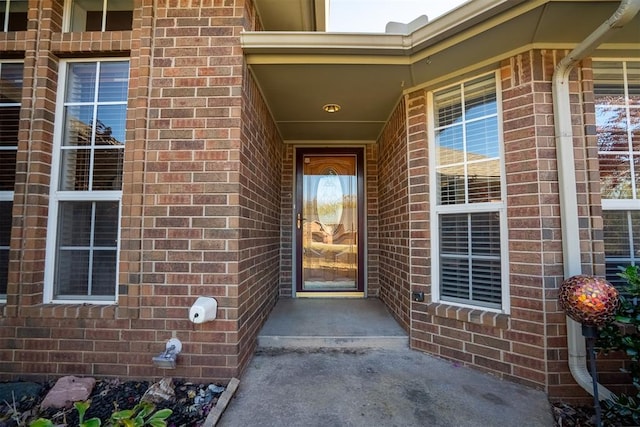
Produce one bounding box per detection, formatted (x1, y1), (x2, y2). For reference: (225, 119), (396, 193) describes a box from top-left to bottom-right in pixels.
(243, 0), (640, 143)
(253, 0), (328, 31)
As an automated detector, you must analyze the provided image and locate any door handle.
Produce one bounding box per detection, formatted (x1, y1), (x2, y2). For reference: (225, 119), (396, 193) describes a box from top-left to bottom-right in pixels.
(297, 213), (302, 229)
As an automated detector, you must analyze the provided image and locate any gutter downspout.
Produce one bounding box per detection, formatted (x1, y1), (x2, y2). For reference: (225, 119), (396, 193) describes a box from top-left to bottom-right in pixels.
(552, 0), (640, 400)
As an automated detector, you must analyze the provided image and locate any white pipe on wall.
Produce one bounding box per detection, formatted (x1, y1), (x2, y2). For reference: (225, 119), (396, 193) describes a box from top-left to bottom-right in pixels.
(552, 0), (640, 399)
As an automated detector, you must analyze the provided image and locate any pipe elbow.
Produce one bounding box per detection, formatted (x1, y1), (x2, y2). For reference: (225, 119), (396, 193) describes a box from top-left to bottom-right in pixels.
(566, 318), (615, 400)
(568, 356), (615, 402)
(608, 0), (640, 28)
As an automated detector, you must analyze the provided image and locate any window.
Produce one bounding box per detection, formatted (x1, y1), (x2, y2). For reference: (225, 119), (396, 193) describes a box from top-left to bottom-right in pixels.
(430, 73), (508, 311)
(67, 0), (133, 32)
(0, 0), (27, 31)
(46, 59), (129, 303)
(0, 61), (22, 300)
(597, 60), (640, 287)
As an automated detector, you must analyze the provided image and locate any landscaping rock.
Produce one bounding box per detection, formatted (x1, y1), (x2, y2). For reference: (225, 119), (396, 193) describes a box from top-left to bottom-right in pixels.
(40, 376), (96, 409)
(141, 377), (175, 404)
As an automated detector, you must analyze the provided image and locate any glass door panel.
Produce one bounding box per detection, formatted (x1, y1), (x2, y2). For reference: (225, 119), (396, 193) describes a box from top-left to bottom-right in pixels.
(296, 149), (363, 294)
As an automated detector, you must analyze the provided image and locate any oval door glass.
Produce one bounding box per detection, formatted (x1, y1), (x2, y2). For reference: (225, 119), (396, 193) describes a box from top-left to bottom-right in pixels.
(302, 155), (357, 291)
(316, 171), (343, 226)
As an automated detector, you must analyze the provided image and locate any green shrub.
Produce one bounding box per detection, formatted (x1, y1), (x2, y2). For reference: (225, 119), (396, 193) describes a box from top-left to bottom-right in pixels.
(598, 265), (640, 424)
(109, 401), (172, 427)
(28, 400), (172, 427)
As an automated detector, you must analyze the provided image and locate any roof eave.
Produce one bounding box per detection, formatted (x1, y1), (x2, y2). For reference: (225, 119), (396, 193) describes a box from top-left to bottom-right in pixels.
(242, 0), (533, 56)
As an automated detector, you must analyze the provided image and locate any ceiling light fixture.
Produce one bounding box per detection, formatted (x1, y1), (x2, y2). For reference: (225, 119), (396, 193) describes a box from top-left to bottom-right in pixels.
(323, 103), (341, 113)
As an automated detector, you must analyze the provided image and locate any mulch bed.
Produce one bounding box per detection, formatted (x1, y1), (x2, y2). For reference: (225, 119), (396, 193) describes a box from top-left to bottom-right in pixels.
(0, 377), (607, 427)
(551, 401), (599, 426)
(0, 378), (224, 427)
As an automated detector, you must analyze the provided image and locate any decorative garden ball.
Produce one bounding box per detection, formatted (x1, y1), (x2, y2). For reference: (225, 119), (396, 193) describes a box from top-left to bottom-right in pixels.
(558, 275), (619, 326)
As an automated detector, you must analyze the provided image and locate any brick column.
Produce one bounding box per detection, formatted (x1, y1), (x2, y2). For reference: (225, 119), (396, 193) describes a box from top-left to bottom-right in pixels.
(8, 0), (63, 313)
(378, 98), (411, 330)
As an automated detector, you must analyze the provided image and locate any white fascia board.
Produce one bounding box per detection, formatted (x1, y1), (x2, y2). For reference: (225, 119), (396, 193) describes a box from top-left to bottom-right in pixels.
(407, 0), (539, 56)
(242, 0), (535, 57)
(241, 32), (406, 55)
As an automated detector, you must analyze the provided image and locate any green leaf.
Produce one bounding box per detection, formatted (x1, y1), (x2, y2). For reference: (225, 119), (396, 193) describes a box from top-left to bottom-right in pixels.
(75, 400), (91, 423)
(134, 414), (146, 426)
(149, 409), (172, 421)
(81, 418), (102, 427)
(29, 419), (55, 427)
(136, 402), (155, 419)
(111, 409), (135, 421)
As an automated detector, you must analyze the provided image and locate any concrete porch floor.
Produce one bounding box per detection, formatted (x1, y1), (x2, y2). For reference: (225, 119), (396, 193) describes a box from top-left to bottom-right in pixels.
(257, 297), (409, 349)
(219, 297), (554, 426)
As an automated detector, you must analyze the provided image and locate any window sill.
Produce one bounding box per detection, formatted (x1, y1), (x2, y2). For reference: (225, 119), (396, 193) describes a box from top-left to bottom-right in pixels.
(51, 31), (133, 54)
(18, 303), (131, 320)
(424, 302), (510, 329)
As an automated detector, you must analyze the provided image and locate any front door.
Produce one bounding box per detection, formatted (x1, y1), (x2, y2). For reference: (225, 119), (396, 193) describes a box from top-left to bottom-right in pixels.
(295, 148), (364, 296)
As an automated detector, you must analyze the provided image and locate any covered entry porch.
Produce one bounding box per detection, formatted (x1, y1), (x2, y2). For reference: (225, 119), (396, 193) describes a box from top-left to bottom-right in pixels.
(240, 0), (640, 400)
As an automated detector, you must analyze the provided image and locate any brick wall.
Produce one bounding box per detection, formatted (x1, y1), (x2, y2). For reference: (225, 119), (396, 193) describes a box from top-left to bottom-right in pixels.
(279, 145), (294, 296)
(377, 99), (411, 330)
(236, 68), (282, 372)
(525, 52), (630, 401)
(501, 50), (621, 401)
(399, 63), (551, 391)
(1, 1), (625, 400)
(396, 50), (622, 399)
(131, 0), (249, 381)
(404, 89), (431, 347)
(1, 0), (148, 380)
(118, 0), (152, 319)
(5, 0), (62, 317)
(500, 50), (557, 391)
(0, 0), (280, 384)
(365, 144), (380, 297)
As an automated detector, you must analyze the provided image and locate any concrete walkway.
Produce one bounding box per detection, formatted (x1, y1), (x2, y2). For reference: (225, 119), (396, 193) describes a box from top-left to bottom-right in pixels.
(218, 299), (555, 426)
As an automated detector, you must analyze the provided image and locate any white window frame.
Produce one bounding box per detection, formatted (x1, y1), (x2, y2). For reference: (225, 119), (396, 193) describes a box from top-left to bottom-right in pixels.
(0, 59), (23, 302)
(599, 59), (640, 212)
(63, 0), (133, 32)
(428, 71), (510, 314)
(44, 58), (128, 304)
(1, 0), (27, 32)
(597, 59), (640, 281)
(602, 211), (640, 278)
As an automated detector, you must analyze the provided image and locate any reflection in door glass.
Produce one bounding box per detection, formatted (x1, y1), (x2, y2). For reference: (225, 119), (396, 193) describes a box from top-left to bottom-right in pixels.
(302, 156), (357, 291)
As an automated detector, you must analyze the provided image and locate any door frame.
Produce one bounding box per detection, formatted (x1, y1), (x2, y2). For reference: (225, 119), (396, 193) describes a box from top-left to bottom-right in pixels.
(294, 147), (366, 297)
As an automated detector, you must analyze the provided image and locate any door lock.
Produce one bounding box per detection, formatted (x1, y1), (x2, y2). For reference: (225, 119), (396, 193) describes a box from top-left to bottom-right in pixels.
(297, 213), (301, 229)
